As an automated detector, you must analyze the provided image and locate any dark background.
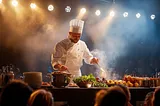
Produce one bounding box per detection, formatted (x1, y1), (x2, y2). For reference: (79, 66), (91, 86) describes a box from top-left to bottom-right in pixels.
(0, 0), (160, 80)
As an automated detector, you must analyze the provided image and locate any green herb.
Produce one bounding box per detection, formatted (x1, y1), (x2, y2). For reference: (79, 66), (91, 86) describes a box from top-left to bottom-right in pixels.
(73, 74), (96, 83)
(93, 82), (108, 87)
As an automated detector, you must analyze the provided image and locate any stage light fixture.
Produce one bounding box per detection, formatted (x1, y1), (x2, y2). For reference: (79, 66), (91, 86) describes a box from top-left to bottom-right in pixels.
(80, 8), (86, 14)
(30, 3), (36, 9)
(95, 10), (101, 16)
(12, 0), (18, 7)
(151, 14), (155, 20)
(65, 6), (71, 12)
(109, 11), (115, 17)
(48, 5), (54, 11)
(123, 12), (128, 17)
(136, 13), (141, 18)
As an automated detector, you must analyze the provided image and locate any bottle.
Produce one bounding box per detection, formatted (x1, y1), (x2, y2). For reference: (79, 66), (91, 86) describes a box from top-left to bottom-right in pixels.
(4, 71), (14, 85)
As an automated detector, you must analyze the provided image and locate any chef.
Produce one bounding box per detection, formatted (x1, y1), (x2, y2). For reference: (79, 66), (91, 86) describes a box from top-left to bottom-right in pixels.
(51, 19), (99, 77)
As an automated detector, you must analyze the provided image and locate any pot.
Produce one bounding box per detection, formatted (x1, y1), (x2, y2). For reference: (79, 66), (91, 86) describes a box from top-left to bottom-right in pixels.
(51, 71), (72, 88)
(23, 72), (42, 89)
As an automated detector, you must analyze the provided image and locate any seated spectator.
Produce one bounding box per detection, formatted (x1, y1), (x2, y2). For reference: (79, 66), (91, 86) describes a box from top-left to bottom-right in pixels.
(95, 86), (128, 106)
(115, 84), (133, 106)
(28, 89), (53, 106)
(144, 91), (153, 106)
(0, 80), (33, 106)
(94, 89), (107, 106)
(152, 88), (160, 106)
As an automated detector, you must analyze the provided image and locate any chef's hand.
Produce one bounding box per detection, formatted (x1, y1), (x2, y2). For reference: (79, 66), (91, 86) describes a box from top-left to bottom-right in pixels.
(59, 65), (68, 71)
(90, 57), (99, 64)
(54, 64), (68, 71)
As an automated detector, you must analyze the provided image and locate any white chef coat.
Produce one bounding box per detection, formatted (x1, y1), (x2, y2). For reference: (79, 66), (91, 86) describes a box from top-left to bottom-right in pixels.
(51, 38), (93, 77)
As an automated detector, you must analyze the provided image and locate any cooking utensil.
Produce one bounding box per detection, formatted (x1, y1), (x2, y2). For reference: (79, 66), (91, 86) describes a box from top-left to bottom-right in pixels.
(96, 63), (106, 78)
(51, 71), (72, 88)
(96, 63), (105, 73)
(66, 69), (70, 73)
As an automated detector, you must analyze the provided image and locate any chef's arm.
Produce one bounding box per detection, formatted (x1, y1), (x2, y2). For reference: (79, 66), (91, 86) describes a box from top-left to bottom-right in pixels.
(51, 44), (64, 70)
(83, 43), (99, 64)
(83, 43), (93, 64)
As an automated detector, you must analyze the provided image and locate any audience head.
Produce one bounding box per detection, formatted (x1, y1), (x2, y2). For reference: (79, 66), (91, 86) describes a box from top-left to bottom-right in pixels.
(96, 86), (127, 106)
(144, 91), (153, 106)
(28, 89), (53, 106)
(115, 84), (132, 106)
(152, 88), (160, 106)
(115, 84), (131, 100)
(94, 89), (107, 106)
(0, 80), (33, 106)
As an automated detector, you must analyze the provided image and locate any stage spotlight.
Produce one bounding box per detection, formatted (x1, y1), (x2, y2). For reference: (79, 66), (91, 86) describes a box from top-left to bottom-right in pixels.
(95, 10), (101, 16)
(48, 5), (54, 11)
(65, 6), (71, 12)
(109, 11), (115, 17)
(80, 8), (86, 14)
(123, 12), (128, 17)
(0, 0), (2, 4)
(12, 0), (18, 7)
(136, 13), (141, 18)
(151, 14), (155, 20)
(30, 3), (36, 9)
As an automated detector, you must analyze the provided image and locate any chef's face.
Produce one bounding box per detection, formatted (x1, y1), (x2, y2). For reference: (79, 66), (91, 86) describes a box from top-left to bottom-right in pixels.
(69, 32), (81, 43)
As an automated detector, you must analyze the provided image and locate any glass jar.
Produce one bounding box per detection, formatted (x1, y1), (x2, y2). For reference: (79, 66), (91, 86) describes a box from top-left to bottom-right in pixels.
(4, 71), (14, 85)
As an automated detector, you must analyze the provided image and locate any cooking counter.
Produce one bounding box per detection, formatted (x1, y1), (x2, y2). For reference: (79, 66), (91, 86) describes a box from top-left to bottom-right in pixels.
(41, 87), (156, 106)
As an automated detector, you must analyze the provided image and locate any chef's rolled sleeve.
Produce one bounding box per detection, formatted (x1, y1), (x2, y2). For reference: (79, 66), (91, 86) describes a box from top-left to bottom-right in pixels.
(51, 43), (65, 70)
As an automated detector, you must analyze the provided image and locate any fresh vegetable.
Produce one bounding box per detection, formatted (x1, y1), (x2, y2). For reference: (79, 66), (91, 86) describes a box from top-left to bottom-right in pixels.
(73, 74), (96, 83)
(92, 81), (108, 87)
(73, 74), (109, 88)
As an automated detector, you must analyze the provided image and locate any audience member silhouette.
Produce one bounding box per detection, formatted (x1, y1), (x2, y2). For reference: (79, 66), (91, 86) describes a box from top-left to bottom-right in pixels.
(95, 86), (127, 106)
(94, 89), (107, 106)
(152, 88), (160, 106)
(0, 80), (33, 106)
(28, 89), (53, 106)
(144, 91), (153, 106)
(115, 84), (133, 106)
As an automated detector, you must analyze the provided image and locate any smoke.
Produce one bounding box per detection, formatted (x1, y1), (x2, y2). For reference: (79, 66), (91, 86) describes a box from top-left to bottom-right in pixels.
(22, 17), (70, 72)
(84, 6), (155, 79)
(90, 48), (123, 80)
(0, 5), (72, 74)
(90, 49), (109, 79)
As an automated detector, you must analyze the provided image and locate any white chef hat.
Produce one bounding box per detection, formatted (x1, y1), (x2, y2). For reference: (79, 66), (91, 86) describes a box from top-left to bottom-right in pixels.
(69, 19), (84, 33)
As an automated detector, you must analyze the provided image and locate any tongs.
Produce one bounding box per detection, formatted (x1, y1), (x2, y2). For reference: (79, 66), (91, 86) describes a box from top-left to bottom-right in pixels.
(66, 69), (71, 74)
(96, 63), (105, 73)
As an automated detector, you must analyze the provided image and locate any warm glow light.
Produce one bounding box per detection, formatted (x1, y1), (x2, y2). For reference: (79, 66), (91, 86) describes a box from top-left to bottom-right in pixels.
(0, 0), (2, 4)
(12, 0), (18, 7)
(76, 8), (86, 19)
(110, 11), (115, 17)
(30, 3), (36, 9)
(80, 8), (86, 14)
(123, 12), (128, 17)
(151, 14), (155, 20)
(136, 13), (141, 18)
(48, 5), (54, 11)
(65, 6), (71, 12)
(95, 10), (101, 16)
